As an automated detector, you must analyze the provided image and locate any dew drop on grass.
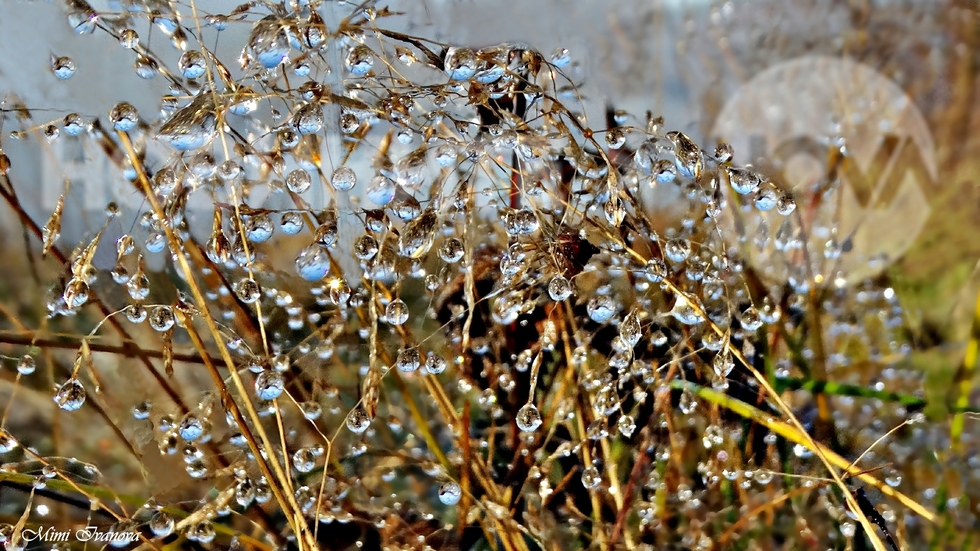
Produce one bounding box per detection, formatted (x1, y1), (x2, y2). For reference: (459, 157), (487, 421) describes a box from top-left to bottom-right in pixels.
(620, 310), (642, 347)
(178, 50), (206, 79)
(331, 166), (357, 191)
(149, 511), (175, 537)
(254, 370), (285, 400)
(438, 238), (465, 263)
(17, 354), (36, 375)
(345, 45), (374, 75)
(236, 278), (261, 303)
(581, 466), (601, 489)
(178, 414), (204, 441)
(295, 245), (331, 281)
(52, 56), (76, 79)
(0, 430), (19, 453)
(425, 353), (447, 375)
(148, 306), (175, 332)
(516, 404), (542, 432)
(386, 299), (409, 325)
(548, 275), (572, 301)
(54, 378), (86, 411)
(396, 347), (421, 373)
(443, 47), (478, 81)
(286, 169), (312, 194)
(119, 29), (138, 49)
(346, 408), (371, 433)
(550, 47), (570, 67)
(438, 481), (462, 505)
(109, 102), (139, 131)
(617, 415), (636, 437)
(587, 295), (616, 323)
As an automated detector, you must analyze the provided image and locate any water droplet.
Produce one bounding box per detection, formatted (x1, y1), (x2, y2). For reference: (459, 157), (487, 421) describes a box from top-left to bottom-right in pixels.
(345, 45), (374, 76)
(727, 166), (761, 195)
(438, 481), (462, 505)
(295, 245), (331, 281)
(17, 354), (36, 375)
(776, 194), (797, 215)
(654, 159), (677, 183)
(605, 128), (626, 149)
(52, 56), (76, 79)
(443, 47), (478, 80)
(178, 50), (206, 79)
(255, 370), (285, 400)
(280, 212), (303, 235)
(739, 306), (763, 331)
(398, 207), (437, 258)
(248, 17), (289, 68)
(54, 378), (86, 411)
(125, 304), (147, 323)
(109, 102), (139, 132)
(134, 55), (159, 79)
(149, 511), (175, 537)
(148, 306), (175, 332)
(119, 29), (139, 49)
(754, 186), (778, 211)
(714, 142), (734, 162)
(516, 404), (542, 432)
(669, 296), (704, 325)
(644, 258), (667, 282)
(63, 113), (85, 136)
(0, 430), (18, 453)
(178, 413), (205, 441)
(550, 47), (570, 67)
(63, 277), (89, 309)
(617, 415), (636, 437)
(438, 238), (464, 263)
(67, 0), (99, 34)
(286, 169), (312, 193)
(236, 278), (261, 303)
(294, 102), (324, 135)
(340, 113), (360, 134)
(620, 311), (642, 347)
(425, 354), (447, 375)
(145, 232), (166, 253)
(346, 408), (371, 433)
(331, 166), (357, 191)
(292, 448), (317, 473)
(132, 401), (151, 420)
(712, 351), (734, 378)
(548, 276), (572, 301)
(395, 347), (421, 372)
(354, 234), (379, 260)
(664, 239), (691, 263)
(366, 176), (396, 206)
(587, 295), (616, 323)
(301, 401), (322, 420)
(581, 466), (601, 489)
(386, 299), (409, 325)
(666, 131), (702, 179)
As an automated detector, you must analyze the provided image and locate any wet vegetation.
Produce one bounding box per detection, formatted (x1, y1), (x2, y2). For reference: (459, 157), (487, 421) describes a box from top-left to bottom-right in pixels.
(0, 1), (979, 550)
